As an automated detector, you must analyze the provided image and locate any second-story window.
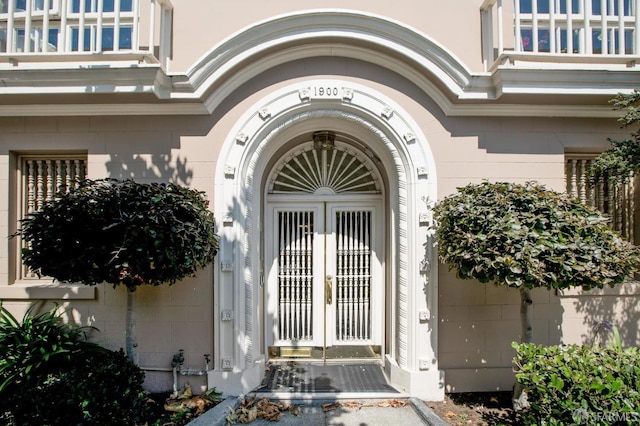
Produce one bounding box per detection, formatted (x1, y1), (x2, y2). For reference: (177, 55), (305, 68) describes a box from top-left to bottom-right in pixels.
(70, 0), (133, 13)
(517, 0), (637, 55)
(520, 0), (633, 15)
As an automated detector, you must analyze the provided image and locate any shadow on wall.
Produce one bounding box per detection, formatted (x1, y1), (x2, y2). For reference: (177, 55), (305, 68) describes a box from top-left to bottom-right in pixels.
(106, 153), (193, 185)
(568, 281), (640, 347)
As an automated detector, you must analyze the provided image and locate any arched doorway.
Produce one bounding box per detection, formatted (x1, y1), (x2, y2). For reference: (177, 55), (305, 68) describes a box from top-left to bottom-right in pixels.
(264, 132), (385, 361)
(211, 79), (442, 399)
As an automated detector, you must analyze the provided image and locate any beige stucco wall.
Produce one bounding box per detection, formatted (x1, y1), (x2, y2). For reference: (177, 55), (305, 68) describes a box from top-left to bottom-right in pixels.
(0, 3), (638, 395)
(1, 67), (637, 394)
(168, 1), (486, 73)
(0, 114), (223, 393)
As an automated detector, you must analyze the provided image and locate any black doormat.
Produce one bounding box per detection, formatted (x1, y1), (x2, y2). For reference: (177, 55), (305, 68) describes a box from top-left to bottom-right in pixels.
(255, 363), (399, 393)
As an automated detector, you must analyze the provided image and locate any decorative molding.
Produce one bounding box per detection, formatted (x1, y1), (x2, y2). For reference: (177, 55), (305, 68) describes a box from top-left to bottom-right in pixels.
(221, 359), (233, 370)
(222, 213), (233, 226)
(342, 87), (354, 100)
(419, 212), (431, 226)
(298, 87), (310, 100)
(403, 132), (416, 144)
(235, 133), (249, 145)
(381, 106), (394, 119)
(224, 165), (236, 178)
(0, 11), (634, 117)
(258, 108), (271, 120)
(417, 167), (428, 178)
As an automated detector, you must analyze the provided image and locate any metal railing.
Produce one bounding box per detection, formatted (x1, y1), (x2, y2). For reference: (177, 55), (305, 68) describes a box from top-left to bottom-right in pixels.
(481, 0), (640, 69)
(0, 0), (172, 67)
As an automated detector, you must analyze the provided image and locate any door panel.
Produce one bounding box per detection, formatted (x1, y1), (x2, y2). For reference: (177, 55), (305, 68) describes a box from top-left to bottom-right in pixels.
(329, 208), (373, 345)
(266, 201), (382, 356)
(271, 207), (324, 346)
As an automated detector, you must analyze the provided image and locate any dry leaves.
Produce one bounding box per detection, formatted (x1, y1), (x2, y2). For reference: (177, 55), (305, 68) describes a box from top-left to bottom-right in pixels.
(227, 398), (411, 423)
(227, 397), (299, 423)
(376, 399), (409, 408)
(444, 410), (458, 419)
(163, 384), (221, 416)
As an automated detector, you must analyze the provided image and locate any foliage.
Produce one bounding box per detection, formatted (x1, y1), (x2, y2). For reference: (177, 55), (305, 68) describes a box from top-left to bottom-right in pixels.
(513, 342), (640, 425)
(433, 181), (640, 291)
(0, 302), (101, 394)
(14, 178), (218, 290)
(0, 302), (151, 425)
(589, 89), (640, 185)
(3, 349), (152, 426)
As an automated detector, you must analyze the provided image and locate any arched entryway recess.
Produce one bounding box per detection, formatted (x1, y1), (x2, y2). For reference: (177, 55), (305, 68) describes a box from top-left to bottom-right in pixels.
(211, 79), (442, 400)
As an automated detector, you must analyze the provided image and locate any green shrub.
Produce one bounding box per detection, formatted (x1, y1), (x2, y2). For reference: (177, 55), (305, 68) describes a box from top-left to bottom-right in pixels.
(0, 302), (101, 394)
(0, 303), (152, 425)
(513, 342), (640, 425)
(15, 178), (218, 290)
(5, 349), (152, 426)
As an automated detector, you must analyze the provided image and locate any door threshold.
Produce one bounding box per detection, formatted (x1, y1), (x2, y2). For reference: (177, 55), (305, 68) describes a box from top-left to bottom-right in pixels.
(256, 362), (398, 394)
(247, 391), (407, 400)
(268, 345), (382, 361)
(268, 358), (383, 365)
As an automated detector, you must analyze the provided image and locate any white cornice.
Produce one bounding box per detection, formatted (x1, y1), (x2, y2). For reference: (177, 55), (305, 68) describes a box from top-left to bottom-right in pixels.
(0, 103), (209, 116)
(0, 9), (637, 118)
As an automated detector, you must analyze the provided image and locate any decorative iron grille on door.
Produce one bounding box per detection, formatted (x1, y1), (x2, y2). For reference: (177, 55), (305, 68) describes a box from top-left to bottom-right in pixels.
(277, 210), (315, 342)
(335, 210), (371, 342)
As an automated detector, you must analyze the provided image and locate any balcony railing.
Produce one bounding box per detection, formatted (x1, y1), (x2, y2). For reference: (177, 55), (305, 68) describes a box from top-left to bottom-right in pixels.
(0, 0), (172, 68)
(481, 0), (640, 69)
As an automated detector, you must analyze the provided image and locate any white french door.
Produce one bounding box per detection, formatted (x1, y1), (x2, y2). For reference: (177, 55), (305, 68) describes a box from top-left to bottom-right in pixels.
(266, 201), (383, 354)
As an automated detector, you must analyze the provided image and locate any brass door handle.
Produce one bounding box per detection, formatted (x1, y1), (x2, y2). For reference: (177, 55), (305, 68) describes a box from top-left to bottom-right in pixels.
(326, 275), (333, 304)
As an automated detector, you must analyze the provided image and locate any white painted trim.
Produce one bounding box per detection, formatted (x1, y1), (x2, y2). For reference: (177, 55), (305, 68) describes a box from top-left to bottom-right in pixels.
(0, 9), (636, 118)
(0, 283), (96, 299)
(211, 79), (441, 398)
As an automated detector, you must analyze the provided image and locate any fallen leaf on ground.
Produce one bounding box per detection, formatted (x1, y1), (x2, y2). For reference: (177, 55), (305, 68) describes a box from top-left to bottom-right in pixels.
(227, 397), (300, 423)
(322, 402), (340, 411)
(444, 410), (457, 418)
(376, 399), (409, 408)
(341, 401), (363, 410)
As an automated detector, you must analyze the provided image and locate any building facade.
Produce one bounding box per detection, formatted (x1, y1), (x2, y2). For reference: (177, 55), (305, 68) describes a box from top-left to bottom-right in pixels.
(0, 0), (639, 399)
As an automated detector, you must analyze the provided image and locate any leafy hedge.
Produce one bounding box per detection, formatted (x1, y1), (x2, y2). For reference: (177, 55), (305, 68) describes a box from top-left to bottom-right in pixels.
(0, 303), (101, 394)
(4, 349), (152, 426)
(513, 342), (640, 425)
(0, 303), (151, 425)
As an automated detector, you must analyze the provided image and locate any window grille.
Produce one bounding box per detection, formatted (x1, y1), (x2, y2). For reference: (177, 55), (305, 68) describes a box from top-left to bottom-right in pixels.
(18, 155), (86, 280)
(565, 155), (635, 242)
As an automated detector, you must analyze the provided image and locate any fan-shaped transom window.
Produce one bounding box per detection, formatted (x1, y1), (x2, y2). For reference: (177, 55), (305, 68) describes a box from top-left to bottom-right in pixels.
(268, 139), (381, 195)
